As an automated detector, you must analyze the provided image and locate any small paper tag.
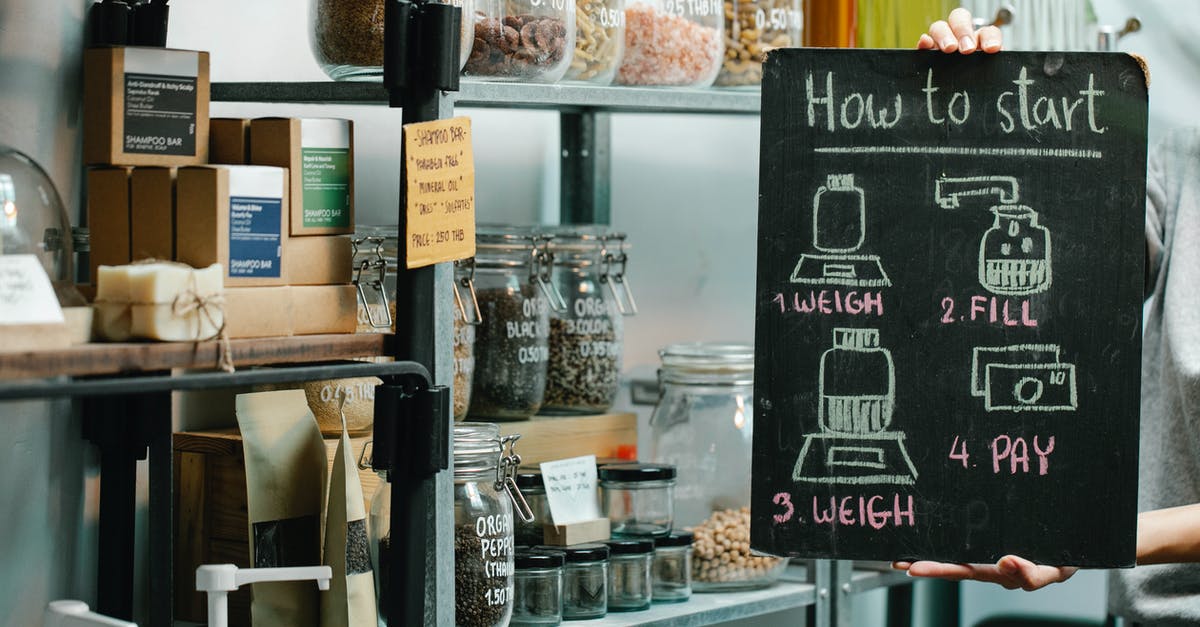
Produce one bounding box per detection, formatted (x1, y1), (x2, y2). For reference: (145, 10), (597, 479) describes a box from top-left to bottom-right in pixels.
(0, 255), (64, 325)
(402, 116), (476, 269)
(540, 455), (602, 526)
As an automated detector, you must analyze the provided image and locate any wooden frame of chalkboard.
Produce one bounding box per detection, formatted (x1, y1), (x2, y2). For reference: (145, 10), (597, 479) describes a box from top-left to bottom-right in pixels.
(751, 49), (1147, 567)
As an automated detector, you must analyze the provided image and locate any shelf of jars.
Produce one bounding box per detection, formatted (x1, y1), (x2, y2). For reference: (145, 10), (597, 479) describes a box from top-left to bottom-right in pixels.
(210, 80), (762, 115)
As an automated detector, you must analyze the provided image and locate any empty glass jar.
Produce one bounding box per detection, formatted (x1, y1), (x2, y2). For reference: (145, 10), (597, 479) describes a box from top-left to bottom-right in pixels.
(512, 549), (565, 626)
(551, 543), (609, 620)
(514, 468), (551, 546)
(464, 0), (577, 82)
(599, 463), (676, 537)
(652, 532), (693, 602)
(605, 539), (654, 612)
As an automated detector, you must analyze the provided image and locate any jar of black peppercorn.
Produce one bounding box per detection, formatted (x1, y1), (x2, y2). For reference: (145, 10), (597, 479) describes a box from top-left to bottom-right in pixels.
(454, 423), (534, 627)
(469, 226), (566, 421)
(512, 548), (566, 626)
(605, 539), (654, 612)
(539, 227), (637, 415)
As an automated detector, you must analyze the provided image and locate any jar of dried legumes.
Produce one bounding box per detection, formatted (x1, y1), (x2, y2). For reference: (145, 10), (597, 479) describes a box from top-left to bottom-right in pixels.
(714, 0), (800, 87)
(311, 0), (474, 80)
(616, 0), (724, 86)
(565, 0), (626, 84)
(453, 258), (481, 421)
(464, 0), (577, 82)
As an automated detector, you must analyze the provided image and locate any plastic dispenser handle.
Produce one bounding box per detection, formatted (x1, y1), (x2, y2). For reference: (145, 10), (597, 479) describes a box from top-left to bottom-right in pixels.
(934, 176), (1020, 210)
(44, 600), (138, 627)
(196, 564), (333, 627)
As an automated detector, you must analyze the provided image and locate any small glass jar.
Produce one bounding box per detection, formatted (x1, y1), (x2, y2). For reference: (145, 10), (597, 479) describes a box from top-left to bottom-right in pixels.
(541, 228), (636, 415)
(714, 0), (800, 87)
(616, 0), (724, 86)
(310, 0), (474, 81)
(544, 544), (609, 620)
(605, 539), (654, 612)
(464, 0), (577, 83)
(512, 549), (565, 626)
(514, 469), (551, 546)
(352, 226), (398, 334)
(652, 532), (693, 603)
(565, 0), (626, 84)
(453, 258), (481, 421)
(599, 463), (676, 537)
(453, 423), (529, 627)
(469, 227), (564, 420)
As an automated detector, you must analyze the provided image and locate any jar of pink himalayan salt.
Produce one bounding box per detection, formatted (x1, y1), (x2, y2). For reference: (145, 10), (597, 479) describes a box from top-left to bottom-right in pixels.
(616, 0), (724, 86)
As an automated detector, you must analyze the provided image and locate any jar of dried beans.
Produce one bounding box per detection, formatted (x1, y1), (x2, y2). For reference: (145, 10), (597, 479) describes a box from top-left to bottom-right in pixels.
(565, 0), (626, 84)
(453, 258), (481, 421)
(539, 227), (636, 415)
(464, 0), (577, 82)
(469, 226), (564, 420)
(616, 0), (724, 86)
(310, 0), (474, 81)
(714, 0), (800, 87)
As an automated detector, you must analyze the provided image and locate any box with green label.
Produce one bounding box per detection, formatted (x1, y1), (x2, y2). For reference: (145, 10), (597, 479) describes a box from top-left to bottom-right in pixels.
(250, 118), (354, 236)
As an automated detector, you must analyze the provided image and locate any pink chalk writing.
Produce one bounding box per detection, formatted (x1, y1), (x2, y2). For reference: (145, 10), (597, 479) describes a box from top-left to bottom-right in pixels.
(939, 295), (1038, 327)
(991, 435), (1055, 475)
(773, 492), (795, 523)
(811, 494), (915, 529)
(773, 290), (884, 316)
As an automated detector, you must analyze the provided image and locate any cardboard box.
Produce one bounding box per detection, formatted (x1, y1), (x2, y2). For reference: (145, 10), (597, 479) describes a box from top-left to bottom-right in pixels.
(86, 167), (133, 282)
(130, 167), (175, 262)
(176, 165), (289, 287)
(223, 286), (292, 339)
(209, 118), (250, 165)
(250, 118), (354, 235)
(83, 47), (210, 166)
(290, 285), (357, 335)
(284, 235), (352, 285)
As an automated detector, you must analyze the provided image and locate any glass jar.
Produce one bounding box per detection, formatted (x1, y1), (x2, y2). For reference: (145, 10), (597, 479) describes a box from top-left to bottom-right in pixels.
(652, 532), (692, 603)
(512, 549), (565, 626)
(599, 463), (676, 537)
(453, 423), (531, 627)
(469, 227), (564, 420)
(544, 543), (608, 620)
(0, 146), (75, 285)
(310, 0), (474, 81)
(691, 507), (786, 591)
(464, 0), (577, 83)
(454, 258), (482, 420)
(565, 0), (626, 84)
(514, 468), (551, 546)
(541, 228), (636, 415)
(352, 226), (398, 334)
(616, 0), (724, 86)
(605, 539), (653, 612)
(714, 0), (800, 87)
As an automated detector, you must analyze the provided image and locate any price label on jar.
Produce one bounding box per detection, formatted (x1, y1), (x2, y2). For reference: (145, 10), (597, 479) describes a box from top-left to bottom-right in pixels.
(403, 116), (476, 269)
(540, 455), (602, 525)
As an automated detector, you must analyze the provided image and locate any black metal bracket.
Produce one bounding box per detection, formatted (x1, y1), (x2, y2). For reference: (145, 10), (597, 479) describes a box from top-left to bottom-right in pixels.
(384, 0), (462, 104)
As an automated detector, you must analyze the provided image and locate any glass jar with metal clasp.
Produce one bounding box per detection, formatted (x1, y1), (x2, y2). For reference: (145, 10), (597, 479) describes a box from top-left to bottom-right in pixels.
(453, 257), (482, 421)
(352, 226), (397, 334)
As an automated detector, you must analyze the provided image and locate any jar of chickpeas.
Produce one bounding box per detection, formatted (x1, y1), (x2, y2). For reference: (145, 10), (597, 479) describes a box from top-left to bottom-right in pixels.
(714, 0), (801, 87)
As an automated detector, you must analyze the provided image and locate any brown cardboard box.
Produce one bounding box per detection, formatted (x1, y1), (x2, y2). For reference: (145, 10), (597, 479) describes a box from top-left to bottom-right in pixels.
(130, 167), (176, 262)
(284, 235), (352, 285)
(209, 118), (250, 165)
(290, 285), (357, 335)
(86, 167), (133, 282)
(250, 118), (354, 236)
(223, 286), (292, 338)
(83, 47), (210, 166)
(176, 165), (289, 287)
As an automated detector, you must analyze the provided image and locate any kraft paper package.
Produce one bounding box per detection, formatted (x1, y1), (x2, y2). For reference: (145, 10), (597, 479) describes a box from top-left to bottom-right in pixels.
(321, 407), (378, 627)
(237, 390), (328, 627)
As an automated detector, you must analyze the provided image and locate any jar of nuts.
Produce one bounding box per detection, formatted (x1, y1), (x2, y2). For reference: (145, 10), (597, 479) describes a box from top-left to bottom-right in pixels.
(691, 507), (786, 591)
(616, 0), (724, 86)
(310, 0), (474, 81)
(464, 0), (578, 82)
(565, 0), (626, 84)
(714, 0), (800, 87)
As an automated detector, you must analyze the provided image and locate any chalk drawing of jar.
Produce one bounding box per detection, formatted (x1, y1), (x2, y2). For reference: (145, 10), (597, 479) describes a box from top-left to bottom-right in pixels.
(979, 205), (1052, 296)
(813, 174), (865, 253)
(819, 328), (895, 434)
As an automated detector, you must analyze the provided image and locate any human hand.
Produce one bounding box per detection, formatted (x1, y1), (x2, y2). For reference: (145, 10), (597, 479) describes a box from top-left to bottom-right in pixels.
(918, 7), (1003, 54)
(892, 555), (1078, 591)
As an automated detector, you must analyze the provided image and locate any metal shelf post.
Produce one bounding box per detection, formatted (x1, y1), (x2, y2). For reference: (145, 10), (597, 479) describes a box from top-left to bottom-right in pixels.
(560, 110), (612, 225)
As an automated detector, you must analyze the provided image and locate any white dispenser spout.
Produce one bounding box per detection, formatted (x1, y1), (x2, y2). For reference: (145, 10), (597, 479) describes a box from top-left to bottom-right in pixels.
(934, 176), (1020, 209)
(196, 564), (332, 627)
(44, 600), (137, 627)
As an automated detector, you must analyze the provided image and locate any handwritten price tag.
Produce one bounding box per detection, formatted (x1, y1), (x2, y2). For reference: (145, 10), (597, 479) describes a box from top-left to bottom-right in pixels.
(539, 455), (601, 526)
(403, 116), (476, 269)
(0, 255), (63, 325)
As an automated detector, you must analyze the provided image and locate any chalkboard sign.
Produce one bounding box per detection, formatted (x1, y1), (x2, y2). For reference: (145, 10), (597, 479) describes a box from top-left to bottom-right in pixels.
(752, 50), (1147, 567)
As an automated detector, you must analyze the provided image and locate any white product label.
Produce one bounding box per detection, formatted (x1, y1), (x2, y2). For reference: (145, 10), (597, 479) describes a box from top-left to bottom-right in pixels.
(540, 455), (602, 525)
(0, 255), (64, 325)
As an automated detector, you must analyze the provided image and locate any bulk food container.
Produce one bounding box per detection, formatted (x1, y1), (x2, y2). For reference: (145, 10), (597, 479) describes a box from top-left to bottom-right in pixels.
(464, 0), (577, 82)
(616, 0), (724, 86)
(311, 0), (474, 80)
(714, 0), (800, 87)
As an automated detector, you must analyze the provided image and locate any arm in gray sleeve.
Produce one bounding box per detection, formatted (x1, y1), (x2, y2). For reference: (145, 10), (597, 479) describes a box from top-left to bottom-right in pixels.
(1146, 139), (1168, 298)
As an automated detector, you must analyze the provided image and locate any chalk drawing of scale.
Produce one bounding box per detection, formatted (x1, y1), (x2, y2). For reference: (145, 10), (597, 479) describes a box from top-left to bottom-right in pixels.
(935, 176), (1052, 297)
(793, 327), (919, 486)
(790, 174), (892, 288)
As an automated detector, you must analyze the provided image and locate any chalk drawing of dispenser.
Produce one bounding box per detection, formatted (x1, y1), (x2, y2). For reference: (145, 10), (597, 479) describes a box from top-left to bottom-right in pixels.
(793, 327), (918, 486)
(790, 174), (892, 288)
(935, 176), (1052, 297)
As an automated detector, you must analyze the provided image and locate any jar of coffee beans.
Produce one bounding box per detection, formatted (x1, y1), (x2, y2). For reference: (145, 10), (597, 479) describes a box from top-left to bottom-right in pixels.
(464, 0), (577, 82)
(539, 226), (636, 415)
(310, 0), (475, 80)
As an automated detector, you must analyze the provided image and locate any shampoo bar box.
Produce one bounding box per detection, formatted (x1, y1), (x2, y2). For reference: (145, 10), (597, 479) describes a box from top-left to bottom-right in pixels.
(87, 167), (133, 282)
(291, 285), (357, 335)
(250, 118), (354, 235)
(284, 235), (352, 285)
(176, 165), (289, 287)
(209, 118), (250, 165)
(224, 286), (292, 338)
(131, 167), (176, 262)
(84, 47), (210, 166)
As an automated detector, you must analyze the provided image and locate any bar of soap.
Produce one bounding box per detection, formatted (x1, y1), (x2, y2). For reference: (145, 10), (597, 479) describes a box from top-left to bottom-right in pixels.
(129, 263), (224, 341)
(94, 265), (134, 341)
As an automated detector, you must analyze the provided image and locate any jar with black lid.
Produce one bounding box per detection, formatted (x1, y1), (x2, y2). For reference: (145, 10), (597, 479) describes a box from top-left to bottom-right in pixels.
(512, 548), (566, 626)
(599, 463), (677, 537)
(535, 543), (609, 620)
(514, 468), (551, 546)
(652, 532), (693, 602)
(605, 539), (654, 612)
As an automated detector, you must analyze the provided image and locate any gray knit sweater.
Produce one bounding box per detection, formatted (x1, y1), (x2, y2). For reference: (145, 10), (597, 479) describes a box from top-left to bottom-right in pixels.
(1107, 128), (1200, 624)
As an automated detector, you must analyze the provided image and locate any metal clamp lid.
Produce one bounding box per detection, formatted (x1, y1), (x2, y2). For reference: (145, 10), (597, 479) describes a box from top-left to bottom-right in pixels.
(531, 236), (569, 313)
(600, 233), (638, 316)
(453, 257), (483, 325)
(497, 434), (535, 523)
(352, 235), (393, 330)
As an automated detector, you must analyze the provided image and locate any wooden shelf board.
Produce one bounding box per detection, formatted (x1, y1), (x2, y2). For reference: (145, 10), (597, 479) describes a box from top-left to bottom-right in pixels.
(496, 413), (637, 464)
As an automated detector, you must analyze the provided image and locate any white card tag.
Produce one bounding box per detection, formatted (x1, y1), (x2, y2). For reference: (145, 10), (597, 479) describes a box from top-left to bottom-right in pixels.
(540, 455), (602, 526)
(0, 255), (64, 325)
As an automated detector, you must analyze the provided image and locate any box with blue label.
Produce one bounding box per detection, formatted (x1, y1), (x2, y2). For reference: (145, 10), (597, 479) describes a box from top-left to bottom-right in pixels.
(176, 165), (289, 287)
